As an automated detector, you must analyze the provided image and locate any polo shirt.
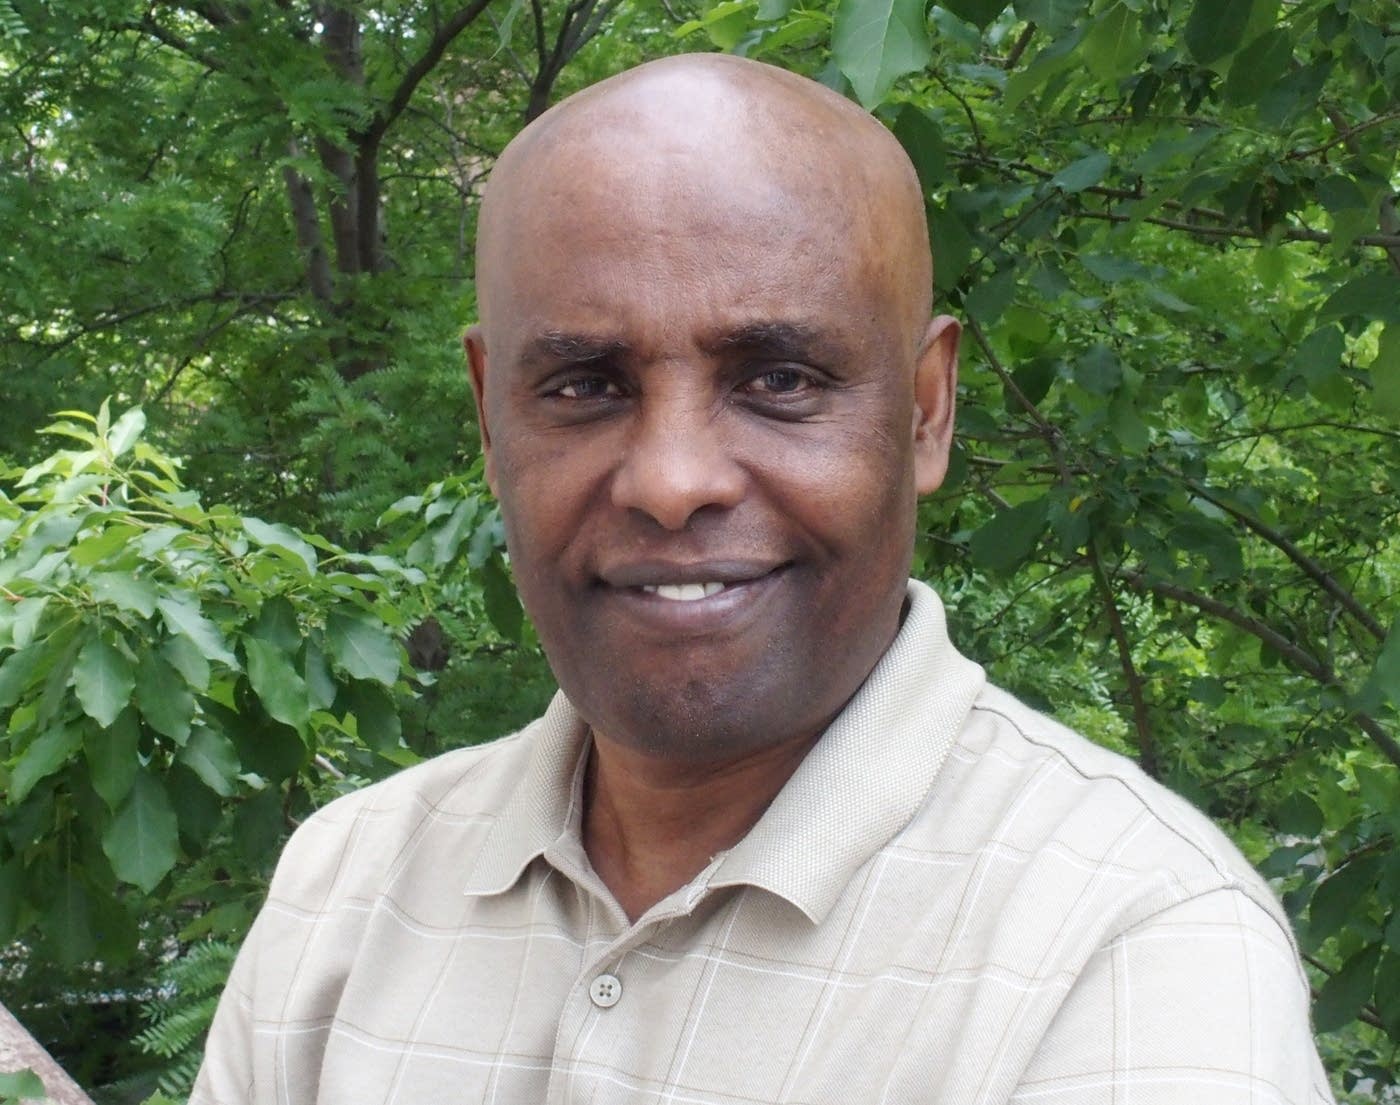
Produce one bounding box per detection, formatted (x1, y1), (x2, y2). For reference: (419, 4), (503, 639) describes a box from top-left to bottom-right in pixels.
(192, 580), (1335, 1104)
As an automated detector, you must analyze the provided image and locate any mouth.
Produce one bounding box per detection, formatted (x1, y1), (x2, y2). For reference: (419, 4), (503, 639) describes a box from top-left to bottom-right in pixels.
(639, 581), (729, 602)
(597, 560), (787, 606)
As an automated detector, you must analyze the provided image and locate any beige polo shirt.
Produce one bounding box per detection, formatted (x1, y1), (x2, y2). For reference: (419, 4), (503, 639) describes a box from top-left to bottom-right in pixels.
(192, 580), (1335, 1104)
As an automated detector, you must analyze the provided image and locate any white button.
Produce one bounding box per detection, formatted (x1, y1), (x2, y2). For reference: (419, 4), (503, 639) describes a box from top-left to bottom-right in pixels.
(589, 972), (622, 1008)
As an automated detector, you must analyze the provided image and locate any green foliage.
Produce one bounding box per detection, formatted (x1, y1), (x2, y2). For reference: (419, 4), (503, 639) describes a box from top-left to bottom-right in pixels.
(2, 0), (1398, 1099)
(0, 403), (425, 967)
(134, 941), (239, 1101)
(755, 0), (1399, 1095)
(0, 1070), (44, 1105)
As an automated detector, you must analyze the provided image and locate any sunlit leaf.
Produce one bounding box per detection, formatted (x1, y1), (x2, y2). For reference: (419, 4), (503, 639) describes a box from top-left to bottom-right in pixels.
(833, 0), (931, 108)
(73, 634), (136, 728)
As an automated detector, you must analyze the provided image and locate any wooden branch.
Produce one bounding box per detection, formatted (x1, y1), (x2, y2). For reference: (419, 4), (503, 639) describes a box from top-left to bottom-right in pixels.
(1088, 544), (1159, 778)
(1118, 570), (1400, 770)
(1074, 207), (1400, 250)
(1182, 478), (1386, 642)
(281, 144), (334, 305)
(1321, 104), (1400, 277)
(958, 151), (1400, 250)
(364, 0), (495, 149)
(1283, 108), (1400, 162)
(122, 15), (224, 71)
(1003, 22), (1036, 69)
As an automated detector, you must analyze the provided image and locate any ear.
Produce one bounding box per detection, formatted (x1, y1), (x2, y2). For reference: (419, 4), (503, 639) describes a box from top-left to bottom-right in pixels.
(911, 314), (960, 496)
(464, 326), (499, 496)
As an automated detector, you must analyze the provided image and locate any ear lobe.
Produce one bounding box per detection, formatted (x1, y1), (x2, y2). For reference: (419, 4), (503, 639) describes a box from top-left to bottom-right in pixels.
(464, 326), (499, 495)
(911, 314), (960, 496)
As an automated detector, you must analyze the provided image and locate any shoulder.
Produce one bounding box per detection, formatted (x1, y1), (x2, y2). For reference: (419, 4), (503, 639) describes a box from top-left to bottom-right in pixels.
(912, 682), (1296, 948)
(267, 724), (541, 911)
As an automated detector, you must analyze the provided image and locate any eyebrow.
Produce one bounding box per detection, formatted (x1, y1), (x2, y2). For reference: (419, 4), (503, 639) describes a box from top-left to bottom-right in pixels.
(703, 321), (847, 364)
(519, 331), (630, 369)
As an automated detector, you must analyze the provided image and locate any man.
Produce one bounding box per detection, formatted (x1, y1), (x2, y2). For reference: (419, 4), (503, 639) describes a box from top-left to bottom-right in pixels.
(193, 54), (1334, 1104)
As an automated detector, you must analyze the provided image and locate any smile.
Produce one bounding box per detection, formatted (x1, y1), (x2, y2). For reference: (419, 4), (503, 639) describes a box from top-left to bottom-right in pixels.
(641, 582), (728, 601)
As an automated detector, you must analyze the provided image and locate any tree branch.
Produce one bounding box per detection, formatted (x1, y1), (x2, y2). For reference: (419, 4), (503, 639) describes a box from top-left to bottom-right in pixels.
(1117, 570), (1400, 770)
(1088, 544), (1158, 778)
(1181, 477), (1386, 642)
(363, 0), (496, 149)
(1003, 22), (1036, 69)
(281, 143), (335, 305)
(1074, 208), (1400, 249)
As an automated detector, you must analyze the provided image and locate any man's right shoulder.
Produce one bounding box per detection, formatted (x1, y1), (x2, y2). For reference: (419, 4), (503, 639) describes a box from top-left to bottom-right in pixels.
(265, 722), (542, 909)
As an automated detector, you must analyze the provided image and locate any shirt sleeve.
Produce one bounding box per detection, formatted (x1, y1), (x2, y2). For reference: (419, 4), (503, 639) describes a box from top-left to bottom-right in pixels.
(189, 925), (260, 1105)
(1010, 887), (1337, 1104)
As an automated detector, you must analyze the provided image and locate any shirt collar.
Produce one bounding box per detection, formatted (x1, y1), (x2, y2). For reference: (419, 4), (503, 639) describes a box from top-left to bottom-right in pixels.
(461, 691), (590, 896)
(707, 579), (984, 922)
(463, 580), (985, 923)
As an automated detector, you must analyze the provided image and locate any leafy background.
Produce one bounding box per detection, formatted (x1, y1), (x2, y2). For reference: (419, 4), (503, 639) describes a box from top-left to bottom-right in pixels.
(0, 0), (1396, 1100)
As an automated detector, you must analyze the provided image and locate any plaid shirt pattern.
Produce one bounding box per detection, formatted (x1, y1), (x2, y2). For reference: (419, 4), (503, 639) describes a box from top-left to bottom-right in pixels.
(193, 581), (1335, 1105)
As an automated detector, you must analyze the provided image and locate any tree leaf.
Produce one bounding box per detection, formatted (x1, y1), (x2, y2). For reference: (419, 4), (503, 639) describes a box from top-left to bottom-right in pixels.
(1370, 324), (1400, 420)
(245, 635), (311, 732)
(84, 707), (140, 809)
(9, 723), (81, 804)
(303, 636), (337, 711)
(1185, 0), (1256, 64)
(1318, 270), (1400, 325)
(1081, 2), (1145, 81)
(0, 1069), (46, 1102)
(969, 498), (1049, 574)
(12, 596), (48, 649)
(101, 770), (179, 893)
(894, 106), (948, 194)
(134, 649), (197, 743)
(1075, 344), (1122, 394)
(341, 679), (402, 754)
(929, 204), (974, 291)
(87, 571), (159, 618)
(1309, 855), (1383, 945)
(1223, 28), (1293, 104)
(46, 874), (94, 968)
(161, 633), (210, 692)
(1314, 943), (1382, 1034)
(0, 647), (43, 710)
(1050, 151), (1110, 193)
(157, 595), (238, 668)
(326, 611), (400, 686)
(177, 727), (241, 798)
(252, 594), (301, 653)
(1363, 619), (1400, 709)
(482, 555), (524, 642)
(243, 516), (318, 574)
(73, 634), (136, 728)
(833, 0), (932, 108)
(939, 0), (1008, 30)
(106, 405), (146, 458)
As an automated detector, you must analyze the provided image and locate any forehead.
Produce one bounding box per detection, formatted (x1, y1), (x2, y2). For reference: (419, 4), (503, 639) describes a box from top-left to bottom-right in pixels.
(483, 141), (904, 361)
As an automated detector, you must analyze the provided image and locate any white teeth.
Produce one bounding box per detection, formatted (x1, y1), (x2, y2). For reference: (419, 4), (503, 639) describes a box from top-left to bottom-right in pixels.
(641, 582), (727, 601)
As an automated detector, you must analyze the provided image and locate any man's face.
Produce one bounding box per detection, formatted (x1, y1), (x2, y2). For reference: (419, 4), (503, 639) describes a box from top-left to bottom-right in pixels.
(469, 137), (955, 763)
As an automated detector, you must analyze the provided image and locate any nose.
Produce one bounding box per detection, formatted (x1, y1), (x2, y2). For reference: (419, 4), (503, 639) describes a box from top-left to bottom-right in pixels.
(610, 393), (746, 530)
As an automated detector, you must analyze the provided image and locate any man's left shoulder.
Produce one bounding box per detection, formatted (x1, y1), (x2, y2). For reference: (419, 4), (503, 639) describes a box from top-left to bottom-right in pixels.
(923, 683), (1289, 938)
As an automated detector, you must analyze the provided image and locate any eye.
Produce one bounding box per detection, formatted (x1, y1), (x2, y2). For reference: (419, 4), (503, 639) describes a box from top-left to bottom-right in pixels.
(551, 375), (621, 400)
(750, 368), (810, 395)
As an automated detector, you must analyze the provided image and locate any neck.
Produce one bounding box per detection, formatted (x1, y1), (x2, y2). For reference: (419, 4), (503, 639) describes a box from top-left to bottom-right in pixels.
(582, 729), (819, 922)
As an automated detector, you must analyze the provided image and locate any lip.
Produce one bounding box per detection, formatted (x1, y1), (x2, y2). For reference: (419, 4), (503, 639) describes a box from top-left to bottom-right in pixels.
(593, 559), (788, 635)
(597, 558), (785, 589)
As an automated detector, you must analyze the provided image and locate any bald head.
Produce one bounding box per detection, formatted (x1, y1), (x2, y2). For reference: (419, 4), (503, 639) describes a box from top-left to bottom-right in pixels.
(463, 53), (961, 763)
(475, 54), (933, 345)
